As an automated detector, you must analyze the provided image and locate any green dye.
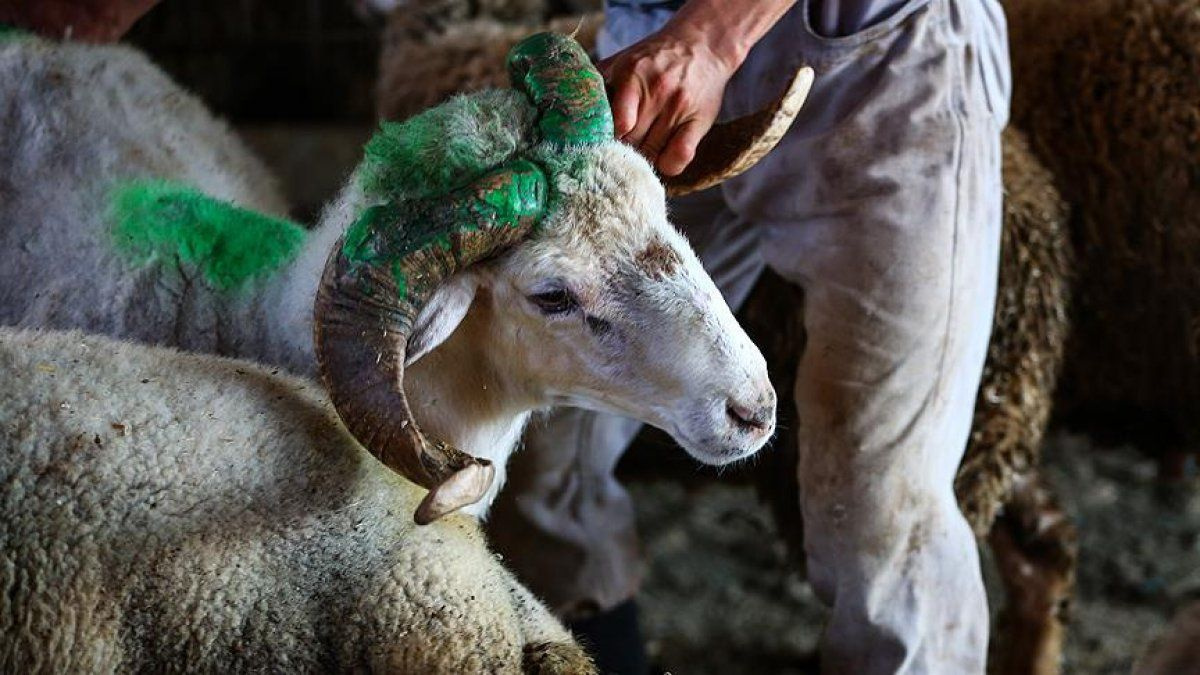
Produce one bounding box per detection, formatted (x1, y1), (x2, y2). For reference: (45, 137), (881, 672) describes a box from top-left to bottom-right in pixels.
(343, 159), (547, 298)
(507, 32), (613, 146)
(338, 32), (611, 303)
(0, 23), (31, 42)
(109, 180), (306, 291)
(359, 89), (536, 203)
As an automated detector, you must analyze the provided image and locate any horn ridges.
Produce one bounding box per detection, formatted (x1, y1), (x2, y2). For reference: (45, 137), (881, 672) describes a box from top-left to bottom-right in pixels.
(507, 32), (613, 146)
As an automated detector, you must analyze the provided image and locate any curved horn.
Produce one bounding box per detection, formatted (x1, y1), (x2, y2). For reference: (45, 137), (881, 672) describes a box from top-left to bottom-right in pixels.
(662, 67), (815, 197)
(314, 159), (548, 525)
(507, 32), (613, 145)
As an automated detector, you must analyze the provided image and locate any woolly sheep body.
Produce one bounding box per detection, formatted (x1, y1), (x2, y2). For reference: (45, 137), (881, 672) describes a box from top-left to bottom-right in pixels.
(0, 35), (323, 374)
(378, 12), (602, 121)
(368, 0), (598, 30)
(1006, 0), (1200, 452)
(0, 327), (592, 673)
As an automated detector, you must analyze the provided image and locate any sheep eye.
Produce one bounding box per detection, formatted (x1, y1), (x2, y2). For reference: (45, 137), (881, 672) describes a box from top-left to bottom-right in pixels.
(528, 289), (577, 315)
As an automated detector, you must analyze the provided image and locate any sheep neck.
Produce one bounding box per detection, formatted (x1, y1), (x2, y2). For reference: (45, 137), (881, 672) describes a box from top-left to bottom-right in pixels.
(404, 293), (535, 516)
(237, 187), (362, 376)
(243, 186), (535, 517)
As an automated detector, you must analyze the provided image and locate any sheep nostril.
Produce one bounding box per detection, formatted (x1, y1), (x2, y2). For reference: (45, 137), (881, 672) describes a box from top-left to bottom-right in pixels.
(726, 401), (772, 433)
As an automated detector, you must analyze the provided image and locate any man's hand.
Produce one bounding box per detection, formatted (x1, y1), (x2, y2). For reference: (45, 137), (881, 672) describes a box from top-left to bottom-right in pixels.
(597, 0), (798, 177)
(599, 27), (738, 177)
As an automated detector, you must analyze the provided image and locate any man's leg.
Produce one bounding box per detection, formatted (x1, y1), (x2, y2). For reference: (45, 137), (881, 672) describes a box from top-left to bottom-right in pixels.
(487, 408), (644, 620)
(720, 0), (1010, 671)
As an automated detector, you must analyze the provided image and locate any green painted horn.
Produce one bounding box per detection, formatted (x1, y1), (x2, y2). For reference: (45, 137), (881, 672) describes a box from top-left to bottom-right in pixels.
(314, 159), (548, 524)
(507, 32), (613, 145)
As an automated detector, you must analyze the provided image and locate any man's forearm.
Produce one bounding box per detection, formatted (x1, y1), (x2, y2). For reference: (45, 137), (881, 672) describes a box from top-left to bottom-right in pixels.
(661, 0), (800, 70)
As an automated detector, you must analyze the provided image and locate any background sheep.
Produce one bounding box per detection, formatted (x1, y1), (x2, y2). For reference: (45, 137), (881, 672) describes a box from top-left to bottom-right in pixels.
(1005, 0), (1200, 472)
(377, 11), (601, 121)
(364, 0), (599, 27)
(0, 327), (593, 674)
(0, 34), (304, 367)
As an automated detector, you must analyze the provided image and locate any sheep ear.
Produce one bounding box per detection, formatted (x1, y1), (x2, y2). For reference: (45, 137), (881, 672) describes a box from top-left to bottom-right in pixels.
(405, 272), (479, 366)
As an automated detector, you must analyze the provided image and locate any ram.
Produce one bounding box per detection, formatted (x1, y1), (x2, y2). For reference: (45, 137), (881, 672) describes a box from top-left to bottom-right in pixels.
(0, 30), (817, 521)
(1, 29), (817, 672)
(1006, 0), (1200, 475)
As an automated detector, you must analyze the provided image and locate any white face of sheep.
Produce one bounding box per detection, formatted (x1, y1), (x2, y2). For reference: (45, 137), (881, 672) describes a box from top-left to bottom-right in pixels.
(420, 144), (776, 464)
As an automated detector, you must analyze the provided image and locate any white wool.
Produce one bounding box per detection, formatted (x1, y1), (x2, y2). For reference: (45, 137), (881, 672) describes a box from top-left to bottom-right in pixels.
(0, 327), (590, 673)
(0, 35), (309, 370)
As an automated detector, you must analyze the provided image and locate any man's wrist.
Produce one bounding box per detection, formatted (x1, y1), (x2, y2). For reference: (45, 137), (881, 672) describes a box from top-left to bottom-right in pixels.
(664, 0), (800, 73)
(661, 9), (752, 73)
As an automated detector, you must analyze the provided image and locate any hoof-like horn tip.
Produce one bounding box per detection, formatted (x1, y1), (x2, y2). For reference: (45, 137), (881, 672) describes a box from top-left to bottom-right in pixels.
(663, 65), (815, 197)
(413, 460), (497, 525)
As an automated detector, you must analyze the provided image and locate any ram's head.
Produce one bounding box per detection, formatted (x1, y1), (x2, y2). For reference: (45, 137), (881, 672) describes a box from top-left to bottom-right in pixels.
(315, 32), (812, 523)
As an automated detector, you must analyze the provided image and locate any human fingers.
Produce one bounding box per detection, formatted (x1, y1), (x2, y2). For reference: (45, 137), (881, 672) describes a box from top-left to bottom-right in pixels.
(606, 68), (643, 138)
(620, 97), (659, 149)
(639, 111), (680, 167)
(657, 116), (710, 176)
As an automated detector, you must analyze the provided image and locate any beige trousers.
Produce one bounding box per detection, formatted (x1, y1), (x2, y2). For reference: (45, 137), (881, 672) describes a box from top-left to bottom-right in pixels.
(489, 1), (1010, 672)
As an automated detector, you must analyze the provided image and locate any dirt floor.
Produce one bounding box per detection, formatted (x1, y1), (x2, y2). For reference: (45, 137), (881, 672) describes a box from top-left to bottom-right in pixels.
(630, 430), (1200, 674)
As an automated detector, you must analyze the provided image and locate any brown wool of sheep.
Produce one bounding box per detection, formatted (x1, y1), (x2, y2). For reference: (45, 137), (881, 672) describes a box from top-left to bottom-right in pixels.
(1007, 0), (1200, 452)
(955, 127), (1073, 536)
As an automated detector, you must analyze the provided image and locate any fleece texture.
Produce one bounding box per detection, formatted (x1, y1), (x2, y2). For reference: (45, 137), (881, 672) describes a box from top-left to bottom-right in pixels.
(0, 35), (307, 369)
(109, 180), (307, 291)
(0, 328), (590, 674)
(360, 88), (536, 203)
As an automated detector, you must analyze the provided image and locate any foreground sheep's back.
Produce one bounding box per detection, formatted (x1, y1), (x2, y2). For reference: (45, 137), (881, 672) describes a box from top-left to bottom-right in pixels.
(0, 35), (287, 342)
(0, 329), (589, 673)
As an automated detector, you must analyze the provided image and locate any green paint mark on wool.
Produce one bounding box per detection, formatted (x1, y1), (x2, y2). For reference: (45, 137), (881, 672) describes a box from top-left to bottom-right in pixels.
(109, 180), (306, 291)
(0, 23), (31, 42)
(359, 89), (536, 203)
